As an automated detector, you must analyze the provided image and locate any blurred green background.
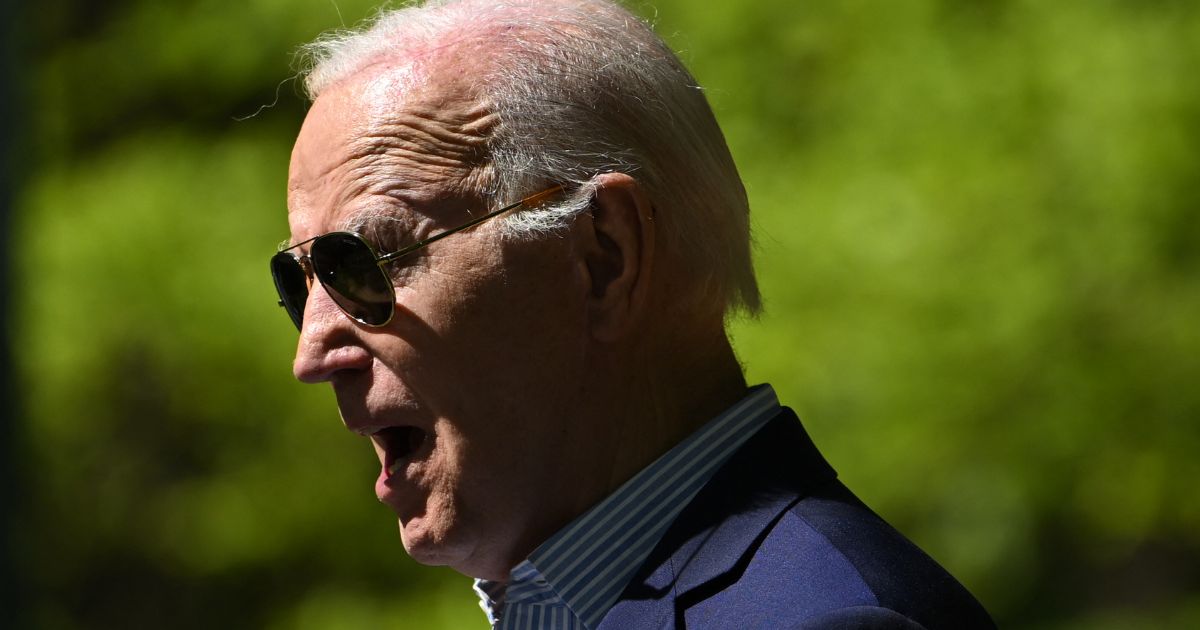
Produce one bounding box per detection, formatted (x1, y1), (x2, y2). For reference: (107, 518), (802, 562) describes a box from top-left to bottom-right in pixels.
(6, 0), (1199, 628)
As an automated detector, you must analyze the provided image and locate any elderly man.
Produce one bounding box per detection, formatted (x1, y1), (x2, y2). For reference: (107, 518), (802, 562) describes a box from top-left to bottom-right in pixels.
(271, 0), (995, 627)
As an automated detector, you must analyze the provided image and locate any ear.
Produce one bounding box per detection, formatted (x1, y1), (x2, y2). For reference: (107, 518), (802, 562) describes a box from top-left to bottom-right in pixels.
(578, 172), (655, 343)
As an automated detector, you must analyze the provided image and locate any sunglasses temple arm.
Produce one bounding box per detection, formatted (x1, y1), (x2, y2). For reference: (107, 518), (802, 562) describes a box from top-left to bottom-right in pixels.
(376, 185), (564, 265)
(375, 204), (515, 264)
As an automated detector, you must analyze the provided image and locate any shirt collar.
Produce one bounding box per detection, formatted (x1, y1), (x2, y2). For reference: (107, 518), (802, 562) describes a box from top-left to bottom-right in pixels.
(475, 385), (781, 629)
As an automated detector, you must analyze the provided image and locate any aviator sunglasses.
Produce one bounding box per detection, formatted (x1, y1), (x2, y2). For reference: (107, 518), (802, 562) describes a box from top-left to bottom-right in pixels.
(271, 185), (564, 330)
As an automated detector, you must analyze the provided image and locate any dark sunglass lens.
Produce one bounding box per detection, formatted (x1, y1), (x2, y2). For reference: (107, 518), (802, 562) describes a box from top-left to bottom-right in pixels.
(270, 252), (309, 330)
(310, 233), (395, 326)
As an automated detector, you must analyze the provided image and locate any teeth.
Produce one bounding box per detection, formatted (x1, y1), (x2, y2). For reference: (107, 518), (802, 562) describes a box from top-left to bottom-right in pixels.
(387, 459), (405, 478)
(381, 426), (427, 479)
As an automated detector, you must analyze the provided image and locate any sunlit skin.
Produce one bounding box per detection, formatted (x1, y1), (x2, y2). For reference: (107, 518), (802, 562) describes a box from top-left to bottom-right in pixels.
(286, 54), (748, 581)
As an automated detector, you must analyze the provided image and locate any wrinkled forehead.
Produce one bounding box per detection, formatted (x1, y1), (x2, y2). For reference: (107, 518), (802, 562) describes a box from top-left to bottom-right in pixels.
(287, 61), (429, 194)
(286, 60), (496, 241)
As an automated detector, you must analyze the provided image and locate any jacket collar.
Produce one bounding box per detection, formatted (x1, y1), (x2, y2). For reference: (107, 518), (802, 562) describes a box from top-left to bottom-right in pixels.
(598, 408), (837, 628)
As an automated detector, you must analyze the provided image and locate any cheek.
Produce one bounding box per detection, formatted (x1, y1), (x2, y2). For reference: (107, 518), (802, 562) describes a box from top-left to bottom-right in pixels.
(427, 242), (586, 371)
(385, 237), (590, 449)
(469, 256), (586, 389)
(436, 247), (587, 425)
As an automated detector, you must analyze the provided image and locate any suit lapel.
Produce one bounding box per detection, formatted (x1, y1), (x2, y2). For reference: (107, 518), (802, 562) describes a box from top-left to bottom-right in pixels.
(598, 408), (837, 629)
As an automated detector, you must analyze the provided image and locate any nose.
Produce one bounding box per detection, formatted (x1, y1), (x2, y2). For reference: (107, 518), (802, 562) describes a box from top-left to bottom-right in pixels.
(292, 284), (372, 383)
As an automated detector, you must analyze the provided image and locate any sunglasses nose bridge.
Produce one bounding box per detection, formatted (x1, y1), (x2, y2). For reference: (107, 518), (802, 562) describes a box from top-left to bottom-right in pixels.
(298, 270), (352, 334)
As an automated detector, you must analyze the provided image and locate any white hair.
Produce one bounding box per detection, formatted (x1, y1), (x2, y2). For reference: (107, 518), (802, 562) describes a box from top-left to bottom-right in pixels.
(297, 0), (761, 316)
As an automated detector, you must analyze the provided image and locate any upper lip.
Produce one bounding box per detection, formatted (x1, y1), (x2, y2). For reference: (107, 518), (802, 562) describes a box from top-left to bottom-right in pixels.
(329, 377), (429, 476)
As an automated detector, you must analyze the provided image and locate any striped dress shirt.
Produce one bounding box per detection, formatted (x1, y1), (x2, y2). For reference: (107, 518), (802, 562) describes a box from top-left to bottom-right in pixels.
(474, 384), (781, 629)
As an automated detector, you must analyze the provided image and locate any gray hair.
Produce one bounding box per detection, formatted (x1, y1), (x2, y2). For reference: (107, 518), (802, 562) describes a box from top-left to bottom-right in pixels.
(297, 0), (761, 316)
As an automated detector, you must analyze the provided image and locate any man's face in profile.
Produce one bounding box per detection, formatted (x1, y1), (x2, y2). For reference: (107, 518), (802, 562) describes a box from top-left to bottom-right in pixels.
(284, 62), (596, 580)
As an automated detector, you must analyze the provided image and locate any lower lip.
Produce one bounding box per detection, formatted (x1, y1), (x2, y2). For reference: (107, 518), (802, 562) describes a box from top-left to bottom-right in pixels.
(376, 468), (405, 509)
(375, 436), (430, 507)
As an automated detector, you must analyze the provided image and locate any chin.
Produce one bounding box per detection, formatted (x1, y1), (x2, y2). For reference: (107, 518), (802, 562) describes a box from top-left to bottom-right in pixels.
(398, 516), (507, 580)
(398, 516), (463, 568)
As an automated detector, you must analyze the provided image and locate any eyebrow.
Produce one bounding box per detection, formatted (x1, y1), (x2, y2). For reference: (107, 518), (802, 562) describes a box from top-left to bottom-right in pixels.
(276, 207), (411, 253)
(342, 209), (393, 235)
(323, 207), (429, 257)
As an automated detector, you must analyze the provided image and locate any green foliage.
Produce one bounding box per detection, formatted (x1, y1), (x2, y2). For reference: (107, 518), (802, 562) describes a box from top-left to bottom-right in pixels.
(11, 0), (1200, 627)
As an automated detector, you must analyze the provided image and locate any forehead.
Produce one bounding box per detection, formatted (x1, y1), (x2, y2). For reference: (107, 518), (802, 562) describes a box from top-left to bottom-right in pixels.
(286, 60), (495, 240)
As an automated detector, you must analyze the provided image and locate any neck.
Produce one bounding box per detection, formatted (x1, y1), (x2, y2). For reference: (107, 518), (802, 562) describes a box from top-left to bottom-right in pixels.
(581, 323), (749, 513)
(483, 324), (748, 581)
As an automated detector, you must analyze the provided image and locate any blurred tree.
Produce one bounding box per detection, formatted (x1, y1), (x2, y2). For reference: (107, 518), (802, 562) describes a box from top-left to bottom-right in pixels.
(2, 0), (26, 624)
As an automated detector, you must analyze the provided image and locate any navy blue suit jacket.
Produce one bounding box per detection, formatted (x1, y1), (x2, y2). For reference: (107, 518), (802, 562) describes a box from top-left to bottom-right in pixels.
(597, 408), (996, 629)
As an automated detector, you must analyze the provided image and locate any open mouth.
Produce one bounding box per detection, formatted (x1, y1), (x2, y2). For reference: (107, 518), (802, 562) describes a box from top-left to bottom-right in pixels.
(376, 426), (428, 478)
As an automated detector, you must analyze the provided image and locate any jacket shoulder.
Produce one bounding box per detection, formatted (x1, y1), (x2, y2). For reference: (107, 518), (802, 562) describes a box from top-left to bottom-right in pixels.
(601, 409), (995, 630)
(689, 480), (997, 629)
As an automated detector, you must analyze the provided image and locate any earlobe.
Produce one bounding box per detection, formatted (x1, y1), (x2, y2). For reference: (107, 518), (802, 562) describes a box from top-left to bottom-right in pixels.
(581, 173), (655, 342)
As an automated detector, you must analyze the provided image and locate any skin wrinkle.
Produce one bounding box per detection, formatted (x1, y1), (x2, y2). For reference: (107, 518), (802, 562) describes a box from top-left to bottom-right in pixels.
(333, 102), (497, 218)
(300, 61), (495, 214)
(346, 140), (467, 185)
(349, 154), (461, 190)
(357, 144), (474, 174)
(374, 110), (494, 156)
(354, 127), (482, 168)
